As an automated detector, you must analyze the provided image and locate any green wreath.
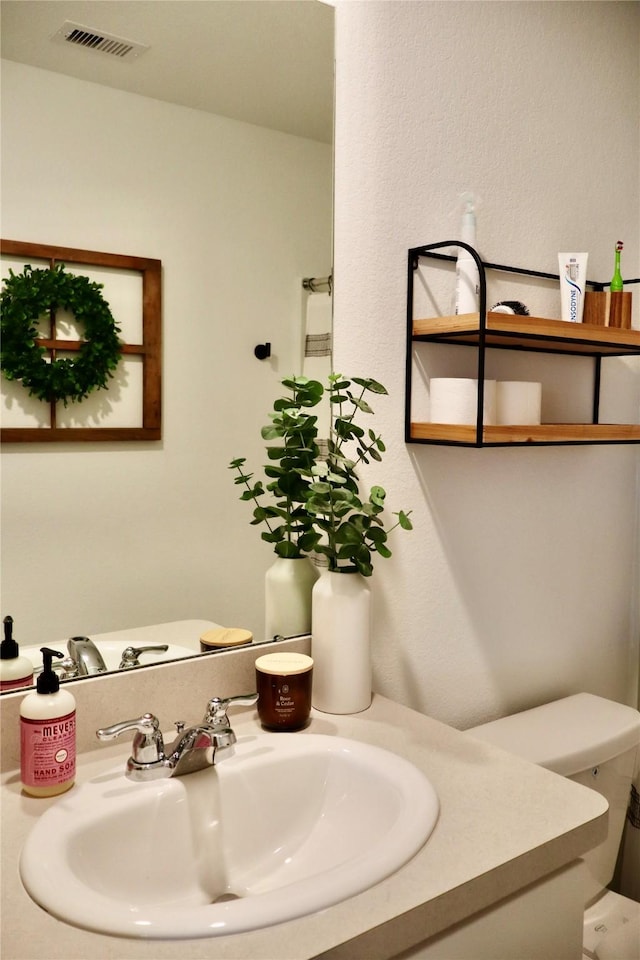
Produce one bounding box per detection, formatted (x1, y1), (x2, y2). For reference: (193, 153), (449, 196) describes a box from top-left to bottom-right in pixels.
(1, 263), (122, 405)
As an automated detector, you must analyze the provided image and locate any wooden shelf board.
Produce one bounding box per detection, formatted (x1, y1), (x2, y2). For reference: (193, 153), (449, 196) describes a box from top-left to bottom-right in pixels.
(410, 422), (640, 446)
(0, 427), (161, 443)
(412, 314), (640, 356)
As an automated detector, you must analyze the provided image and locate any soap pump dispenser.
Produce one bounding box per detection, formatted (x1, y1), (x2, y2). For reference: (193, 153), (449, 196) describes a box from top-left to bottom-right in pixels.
(20, 647), (76, 797)
(0, 615), (33, 691)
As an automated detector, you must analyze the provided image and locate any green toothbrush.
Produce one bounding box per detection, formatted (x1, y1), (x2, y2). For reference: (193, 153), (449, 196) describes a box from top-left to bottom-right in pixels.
(610, 241), (624, 292)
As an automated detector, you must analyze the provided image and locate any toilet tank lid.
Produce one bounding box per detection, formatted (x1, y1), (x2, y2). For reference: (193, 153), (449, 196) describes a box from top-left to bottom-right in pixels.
(467, 693), (640, 776)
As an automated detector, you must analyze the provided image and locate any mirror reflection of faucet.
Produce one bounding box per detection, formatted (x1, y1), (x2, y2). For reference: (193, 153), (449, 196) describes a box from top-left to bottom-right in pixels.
(66, 636), (108, 676)
(96, 694), (258, 781)
(33, 655), (79, 680)
(33, 636), (108, 679)
(118, 644), (169, 669)
(15, 621), (217, 691)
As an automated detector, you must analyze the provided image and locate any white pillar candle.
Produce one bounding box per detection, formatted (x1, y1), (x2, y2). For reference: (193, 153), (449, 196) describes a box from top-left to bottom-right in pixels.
(429, 378), (496, 425)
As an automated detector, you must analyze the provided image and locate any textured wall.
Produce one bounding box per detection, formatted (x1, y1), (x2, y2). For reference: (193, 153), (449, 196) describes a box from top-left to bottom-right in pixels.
(333, 0), (640, 726)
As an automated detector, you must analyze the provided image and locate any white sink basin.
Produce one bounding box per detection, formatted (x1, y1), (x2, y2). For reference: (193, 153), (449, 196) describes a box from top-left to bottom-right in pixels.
(20, 733), (439, 939)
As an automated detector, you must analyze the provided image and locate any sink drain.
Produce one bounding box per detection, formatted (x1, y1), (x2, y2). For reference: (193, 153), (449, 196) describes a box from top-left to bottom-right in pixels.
(212, 892), (241, 904)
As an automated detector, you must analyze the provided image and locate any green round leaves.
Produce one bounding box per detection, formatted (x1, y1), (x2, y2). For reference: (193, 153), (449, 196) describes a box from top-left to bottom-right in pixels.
(230, 374), (413, 574)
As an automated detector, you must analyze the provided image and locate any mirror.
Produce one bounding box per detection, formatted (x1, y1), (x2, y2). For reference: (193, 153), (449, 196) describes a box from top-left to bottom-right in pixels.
(4, 620), (307, 693)
(0, 0), (334, 690)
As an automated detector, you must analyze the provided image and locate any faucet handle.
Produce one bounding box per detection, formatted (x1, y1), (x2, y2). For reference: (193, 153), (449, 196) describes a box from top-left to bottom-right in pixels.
(97, 713), (159, 740)
(96, 713), (164, 765)
(118, 644), (170, 669)
(34, 655), (78, 679)
(204, 693), (258, 726)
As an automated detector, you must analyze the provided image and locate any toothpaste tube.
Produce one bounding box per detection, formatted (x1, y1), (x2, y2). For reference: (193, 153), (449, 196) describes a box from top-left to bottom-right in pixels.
(558, 252), (588, 323)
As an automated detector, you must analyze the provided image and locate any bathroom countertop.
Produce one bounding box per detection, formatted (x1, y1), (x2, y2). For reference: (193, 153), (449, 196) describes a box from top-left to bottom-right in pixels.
(1, 694), (607, 960)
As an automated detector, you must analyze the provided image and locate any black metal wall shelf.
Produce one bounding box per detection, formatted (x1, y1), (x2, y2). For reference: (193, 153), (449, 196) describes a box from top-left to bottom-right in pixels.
(406, 242), (640, 447)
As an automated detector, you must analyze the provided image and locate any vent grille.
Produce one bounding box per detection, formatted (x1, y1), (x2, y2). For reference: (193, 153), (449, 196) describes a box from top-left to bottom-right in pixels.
(52, 21), (149, 61)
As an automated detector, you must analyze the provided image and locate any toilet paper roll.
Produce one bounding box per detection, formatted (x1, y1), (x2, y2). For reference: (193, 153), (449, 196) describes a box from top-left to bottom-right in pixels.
(430, 378), (496, 425)
(496, 381), (542, 425)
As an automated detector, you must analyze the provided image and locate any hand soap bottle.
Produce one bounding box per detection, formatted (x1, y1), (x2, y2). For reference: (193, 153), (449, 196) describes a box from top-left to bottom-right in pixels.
(0, 615), (33, 691)
(20, 647), (76, 797)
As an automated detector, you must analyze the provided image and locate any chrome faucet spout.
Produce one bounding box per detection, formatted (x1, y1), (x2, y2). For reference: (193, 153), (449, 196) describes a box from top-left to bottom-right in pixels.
(67, 636), (108, 676)
(165, 723), (237, 777)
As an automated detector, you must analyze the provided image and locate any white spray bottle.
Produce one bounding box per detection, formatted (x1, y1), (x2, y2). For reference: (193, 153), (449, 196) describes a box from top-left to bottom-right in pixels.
(455, 193), (480, 315)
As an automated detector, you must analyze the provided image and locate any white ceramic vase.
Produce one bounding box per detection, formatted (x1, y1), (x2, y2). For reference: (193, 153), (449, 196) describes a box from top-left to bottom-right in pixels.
(311, 570), (372, 714)
(264, 557), (319, 641)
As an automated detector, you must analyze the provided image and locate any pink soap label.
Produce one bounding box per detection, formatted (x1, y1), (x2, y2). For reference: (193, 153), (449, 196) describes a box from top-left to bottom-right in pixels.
(0, 674), (33, 692)
(20, 710), (76, 787)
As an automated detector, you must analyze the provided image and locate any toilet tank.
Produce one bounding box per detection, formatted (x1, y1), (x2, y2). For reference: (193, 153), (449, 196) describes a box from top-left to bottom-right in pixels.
(467, 693), (640, 776)
(468, 693), (640, 898)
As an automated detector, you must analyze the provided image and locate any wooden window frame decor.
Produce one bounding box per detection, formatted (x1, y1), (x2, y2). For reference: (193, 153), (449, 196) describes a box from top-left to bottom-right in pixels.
(1, 239), (161, 442)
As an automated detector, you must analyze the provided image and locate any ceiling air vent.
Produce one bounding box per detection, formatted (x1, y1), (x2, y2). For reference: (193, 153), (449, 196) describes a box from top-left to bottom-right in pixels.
(51, 21), (149, 61)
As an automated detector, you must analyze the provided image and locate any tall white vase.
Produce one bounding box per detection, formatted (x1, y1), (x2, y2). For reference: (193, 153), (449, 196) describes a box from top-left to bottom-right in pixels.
(311, 570), (372, 714)
(264, 557), (319, 641)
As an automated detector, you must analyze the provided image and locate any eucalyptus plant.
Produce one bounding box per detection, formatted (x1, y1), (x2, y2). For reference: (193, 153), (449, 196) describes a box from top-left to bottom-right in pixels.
(305, 374), (413, 577)
(230, 373), (412, 576)
(229, 377), (324, 559)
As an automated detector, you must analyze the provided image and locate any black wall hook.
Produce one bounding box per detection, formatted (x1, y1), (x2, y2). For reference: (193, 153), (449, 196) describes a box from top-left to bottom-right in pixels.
(254, 342), (271, 360)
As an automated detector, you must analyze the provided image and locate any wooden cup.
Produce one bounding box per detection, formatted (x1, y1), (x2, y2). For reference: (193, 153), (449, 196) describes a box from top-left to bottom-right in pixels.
(583, 291), (632, 328)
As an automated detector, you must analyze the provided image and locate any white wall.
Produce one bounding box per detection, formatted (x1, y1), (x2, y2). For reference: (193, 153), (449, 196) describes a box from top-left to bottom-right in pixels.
(4, 2), (640, 728)
(332, 0), (640, 726)
(0, 60), (332, 645)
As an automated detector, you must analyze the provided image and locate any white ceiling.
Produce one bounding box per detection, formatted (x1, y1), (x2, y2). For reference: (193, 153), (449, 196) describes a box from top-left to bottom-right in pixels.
(0, 0), (334, 143)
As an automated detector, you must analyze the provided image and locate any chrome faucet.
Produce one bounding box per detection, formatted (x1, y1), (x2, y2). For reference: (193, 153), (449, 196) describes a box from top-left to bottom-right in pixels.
(33, 636), (108, 680)
(67, 636), (108, 676)
(96, 694), (258, 781)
